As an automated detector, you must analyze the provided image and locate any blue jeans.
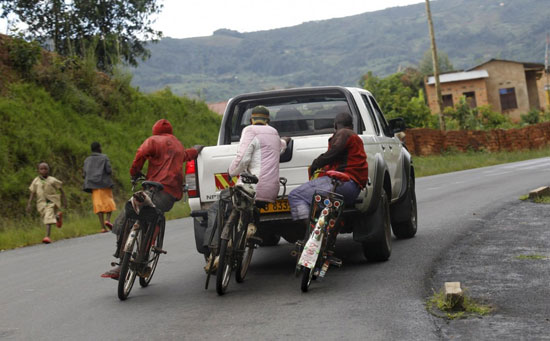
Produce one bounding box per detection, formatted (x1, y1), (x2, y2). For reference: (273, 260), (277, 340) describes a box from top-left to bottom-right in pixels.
(288, 176), (360, 220)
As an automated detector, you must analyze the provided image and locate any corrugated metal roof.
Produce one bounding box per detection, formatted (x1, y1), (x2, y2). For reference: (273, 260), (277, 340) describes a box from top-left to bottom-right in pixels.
(467, 58), (544, 71)
(427, 70), (489, 85)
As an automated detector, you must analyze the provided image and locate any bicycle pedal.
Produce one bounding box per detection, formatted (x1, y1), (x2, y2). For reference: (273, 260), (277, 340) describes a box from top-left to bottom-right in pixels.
(152, 246), (167, 254)
(328, 257), (342, 267)
(247, 236), (263, 245)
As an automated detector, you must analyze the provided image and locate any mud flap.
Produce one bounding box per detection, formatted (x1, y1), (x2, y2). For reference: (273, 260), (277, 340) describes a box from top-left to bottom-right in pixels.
(352, 210), (381, 243)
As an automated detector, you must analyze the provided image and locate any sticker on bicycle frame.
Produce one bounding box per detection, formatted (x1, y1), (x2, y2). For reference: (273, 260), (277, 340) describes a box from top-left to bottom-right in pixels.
(214, 173), (239, 190)
(315, 195), (321, 202)
(298, 236), (321, 269)
(329, 219), (335, 227)
(334, 200), (341, 208)
(324, 198), (331, 207)
(322, 208), (329, 216)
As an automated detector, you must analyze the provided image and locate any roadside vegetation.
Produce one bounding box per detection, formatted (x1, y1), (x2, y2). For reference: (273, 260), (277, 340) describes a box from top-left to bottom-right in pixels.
(0, 35), (220, 250)
(426, 288), (492, 320)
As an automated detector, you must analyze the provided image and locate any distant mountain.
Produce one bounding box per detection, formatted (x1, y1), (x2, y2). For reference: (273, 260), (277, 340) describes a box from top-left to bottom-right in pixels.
(131, 0), (550, 102)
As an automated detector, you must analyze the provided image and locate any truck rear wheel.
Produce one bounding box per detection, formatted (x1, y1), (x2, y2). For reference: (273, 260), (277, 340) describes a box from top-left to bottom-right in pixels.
(362, 190), (392, 262)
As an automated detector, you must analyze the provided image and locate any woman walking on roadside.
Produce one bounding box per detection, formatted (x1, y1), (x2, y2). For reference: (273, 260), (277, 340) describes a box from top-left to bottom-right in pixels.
(83, 142), (116, 233)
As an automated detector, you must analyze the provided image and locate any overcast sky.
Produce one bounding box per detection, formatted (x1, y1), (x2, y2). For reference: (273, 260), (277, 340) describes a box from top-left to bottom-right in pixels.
(156, 0), (425, 38)
(1, 0), (425, 39)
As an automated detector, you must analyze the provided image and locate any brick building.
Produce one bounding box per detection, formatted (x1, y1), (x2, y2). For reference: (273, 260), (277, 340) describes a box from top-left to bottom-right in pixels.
(425, 59), (547, 121)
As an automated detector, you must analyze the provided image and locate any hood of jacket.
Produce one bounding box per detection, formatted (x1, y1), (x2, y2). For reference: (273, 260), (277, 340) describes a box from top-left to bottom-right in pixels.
(152, 119), (173, 135)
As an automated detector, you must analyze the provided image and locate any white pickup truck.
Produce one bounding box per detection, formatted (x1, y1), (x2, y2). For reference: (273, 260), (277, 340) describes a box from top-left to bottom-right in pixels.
(187, 86), (417, 261)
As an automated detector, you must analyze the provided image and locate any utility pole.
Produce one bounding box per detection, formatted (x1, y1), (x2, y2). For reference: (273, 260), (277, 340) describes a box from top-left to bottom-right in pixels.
(425, 0), (446, 131)
(545, 32), (550, 110)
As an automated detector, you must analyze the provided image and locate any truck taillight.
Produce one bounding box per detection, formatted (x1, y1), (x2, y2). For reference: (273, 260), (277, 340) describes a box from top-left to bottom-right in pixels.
(185, 160), (198, 198)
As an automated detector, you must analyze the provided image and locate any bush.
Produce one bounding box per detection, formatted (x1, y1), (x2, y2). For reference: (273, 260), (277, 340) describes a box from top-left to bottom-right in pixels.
(7, 35), (42, 79)
(443, 98), (512, 130)
(520, 108), (541, 125)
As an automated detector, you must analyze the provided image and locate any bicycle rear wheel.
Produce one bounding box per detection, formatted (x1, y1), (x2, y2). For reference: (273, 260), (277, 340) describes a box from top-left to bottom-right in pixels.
(139, 219), (165, 288)
(118, 228), (141, 300)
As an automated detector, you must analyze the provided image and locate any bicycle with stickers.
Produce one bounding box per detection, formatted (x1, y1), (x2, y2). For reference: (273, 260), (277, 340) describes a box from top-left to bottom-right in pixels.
(294, 170), (349, 292)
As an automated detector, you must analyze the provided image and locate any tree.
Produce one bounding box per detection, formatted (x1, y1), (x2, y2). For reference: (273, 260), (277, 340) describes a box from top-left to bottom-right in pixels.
(360, 70), (435, 128)
(418, 49), (454, 76)
(0, 0), (163, 72)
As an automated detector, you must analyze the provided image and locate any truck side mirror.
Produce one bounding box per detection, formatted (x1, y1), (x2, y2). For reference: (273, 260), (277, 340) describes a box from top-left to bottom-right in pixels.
(388, 118), (406, 134)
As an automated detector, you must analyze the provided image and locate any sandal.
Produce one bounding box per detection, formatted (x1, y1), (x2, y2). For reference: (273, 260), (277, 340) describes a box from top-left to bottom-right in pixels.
(101, 228), (108, 233)
(104, 221), (113, 230)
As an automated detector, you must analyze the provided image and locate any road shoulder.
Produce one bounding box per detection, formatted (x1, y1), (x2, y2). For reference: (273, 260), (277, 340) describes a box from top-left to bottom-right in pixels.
(428, 200), (550, 340)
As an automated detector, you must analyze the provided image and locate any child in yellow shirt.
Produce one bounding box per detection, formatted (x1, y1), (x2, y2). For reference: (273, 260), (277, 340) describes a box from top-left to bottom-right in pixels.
(27, 162), (67, 244)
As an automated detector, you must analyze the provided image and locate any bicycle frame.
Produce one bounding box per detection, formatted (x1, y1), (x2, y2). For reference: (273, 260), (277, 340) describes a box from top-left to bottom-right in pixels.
(298, 190), (344, 278)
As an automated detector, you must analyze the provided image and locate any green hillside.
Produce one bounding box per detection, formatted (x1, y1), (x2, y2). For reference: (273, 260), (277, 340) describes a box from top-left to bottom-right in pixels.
(131, 0), (550, 102)
(0, 35), (221, 220)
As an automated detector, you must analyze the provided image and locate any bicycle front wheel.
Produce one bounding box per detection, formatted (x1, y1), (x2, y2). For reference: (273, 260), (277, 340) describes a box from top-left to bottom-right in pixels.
(301, 266), (313, 293)
(235, 215), (253, 283)
(118, 228), (141, 300)
(216, 238), (232, 295)
(139, 219), (165, 288)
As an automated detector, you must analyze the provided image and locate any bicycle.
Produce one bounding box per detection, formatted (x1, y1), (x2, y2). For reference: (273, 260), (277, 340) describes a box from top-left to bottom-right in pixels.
(117, 177), (167, 301)
(205, 172), (287, 295)
(294, 170), (348, 292)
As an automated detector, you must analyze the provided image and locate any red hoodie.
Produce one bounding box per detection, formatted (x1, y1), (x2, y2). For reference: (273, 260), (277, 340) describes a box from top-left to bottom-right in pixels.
(130, 119), (198, 200)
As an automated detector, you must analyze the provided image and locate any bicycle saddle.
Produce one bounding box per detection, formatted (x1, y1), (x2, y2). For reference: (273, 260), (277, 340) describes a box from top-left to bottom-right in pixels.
(326, 170), (351, 182)
(240, 172), (259, 184)
(142, 181), (164, 191)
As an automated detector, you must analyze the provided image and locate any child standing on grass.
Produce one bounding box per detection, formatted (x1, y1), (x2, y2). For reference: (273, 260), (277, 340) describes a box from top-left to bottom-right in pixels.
(26, 162), (67, 244)
(83, 142), (117, 233)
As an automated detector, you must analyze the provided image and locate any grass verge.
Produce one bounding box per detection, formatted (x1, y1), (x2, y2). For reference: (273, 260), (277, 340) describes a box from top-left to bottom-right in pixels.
(516, 254), (548, 260)
(414, 147), (550, 177)
(426, 288), (492, 320)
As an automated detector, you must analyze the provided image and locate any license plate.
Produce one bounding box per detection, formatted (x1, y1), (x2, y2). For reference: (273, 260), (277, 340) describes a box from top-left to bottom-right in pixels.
(260, 199), (290, 214)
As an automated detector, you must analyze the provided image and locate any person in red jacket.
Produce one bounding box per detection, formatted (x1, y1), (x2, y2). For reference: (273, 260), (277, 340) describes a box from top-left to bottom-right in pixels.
(101, 119), (203, 279)
(287, 112), (368, 241)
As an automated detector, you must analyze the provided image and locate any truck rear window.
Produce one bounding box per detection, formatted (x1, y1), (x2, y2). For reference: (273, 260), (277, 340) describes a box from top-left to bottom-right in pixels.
(229, 95), (350, 142)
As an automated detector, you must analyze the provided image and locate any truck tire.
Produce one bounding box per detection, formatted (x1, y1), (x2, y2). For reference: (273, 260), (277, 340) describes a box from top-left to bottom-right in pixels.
(362, 190), (392, 262)
(391, 178), (418, 239)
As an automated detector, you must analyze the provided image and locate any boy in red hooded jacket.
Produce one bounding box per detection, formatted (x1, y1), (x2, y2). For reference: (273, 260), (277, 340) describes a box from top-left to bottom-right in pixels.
(101, 119), (203, 279)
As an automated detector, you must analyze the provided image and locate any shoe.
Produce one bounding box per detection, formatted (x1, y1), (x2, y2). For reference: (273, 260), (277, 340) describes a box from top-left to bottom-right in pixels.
(204, 255), (219, 274)
(104, 221), (113, 230)
(101, 228), (108, 233)
(101, 266), (121, 280)
(42, 236), (52, 244)
(56, 212), (63, 228)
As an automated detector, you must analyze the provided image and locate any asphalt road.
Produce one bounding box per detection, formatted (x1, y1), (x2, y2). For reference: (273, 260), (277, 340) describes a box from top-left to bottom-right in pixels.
(1, 157), (549, 340)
